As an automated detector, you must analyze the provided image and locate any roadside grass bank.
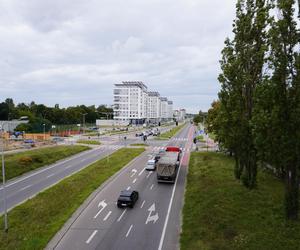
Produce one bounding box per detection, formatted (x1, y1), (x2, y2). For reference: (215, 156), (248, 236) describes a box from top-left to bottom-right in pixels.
(0, 145), (90, 182)
(156, 123), (186, 140)
(76, 140), (101, 145)
(0, 147), (144, 250)
(180, 152), (300, 250)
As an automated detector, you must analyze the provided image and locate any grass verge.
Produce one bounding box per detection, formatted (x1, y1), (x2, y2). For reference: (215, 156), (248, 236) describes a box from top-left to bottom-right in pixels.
(180, 152), (300, 250)
(130, 143), (148, 147)
(76, 140), (101, 145)
(0, 145), (90, 182)
(156, 123), (186, 140)
(0, 147), (144, 250)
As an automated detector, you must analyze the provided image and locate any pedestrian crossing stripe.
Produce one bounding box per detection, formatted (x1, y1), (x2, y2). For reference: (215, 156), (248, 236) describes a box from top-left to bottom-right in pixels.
(151, 146), (191, 152)
(172, 138), (188, 141)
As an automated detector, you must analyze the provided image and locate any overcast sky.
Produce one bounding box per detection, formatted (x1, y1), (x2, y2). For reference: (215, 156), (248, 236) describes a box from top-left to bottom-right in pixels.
(0, 0), (236, 113)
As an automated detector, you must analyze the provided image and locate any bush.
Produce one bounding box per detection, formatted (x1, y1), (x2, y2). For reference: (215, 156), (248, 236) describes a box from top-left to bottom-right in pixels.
(18, 156), (33, 165)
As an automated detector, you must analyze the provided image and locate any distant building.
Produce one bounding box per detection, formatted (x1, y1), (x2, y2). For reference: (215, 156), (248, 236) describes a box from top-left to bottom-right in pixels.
(167, 101), (173, 120)
(160, 97), (168, 121)
(147, 91), (161, 123)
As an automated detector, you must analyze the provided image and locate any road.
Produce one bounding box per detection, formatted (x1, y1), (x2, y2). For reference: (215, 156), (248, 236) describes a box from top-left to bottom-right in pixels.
(52, 124), (194, 250)
(0, 124), (175, 214)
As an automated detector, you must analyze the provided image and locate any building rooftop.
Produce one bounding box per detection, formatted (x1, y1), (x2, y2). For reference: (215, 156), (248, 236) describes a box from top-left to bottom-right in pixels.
(148, 91), (160, 97)
(160, 97), (168, 101)
(168, 101), (173, 105)
(115, 81), (147, 90)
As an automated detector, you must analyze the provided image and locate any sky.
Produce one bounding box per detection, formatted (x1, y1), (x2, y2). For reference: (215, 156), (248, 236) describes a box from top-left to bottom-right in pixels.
(0, 0), (236, 113)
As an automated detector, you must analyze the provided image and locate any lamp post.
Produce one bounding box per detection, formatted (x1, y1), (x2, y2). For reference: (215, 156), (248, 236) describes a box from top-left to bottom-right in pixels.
(82, 113), (87, 135)
(1, 126), (8, 232)
(43, 123), (46, 141)
(298, 0), (300, 18)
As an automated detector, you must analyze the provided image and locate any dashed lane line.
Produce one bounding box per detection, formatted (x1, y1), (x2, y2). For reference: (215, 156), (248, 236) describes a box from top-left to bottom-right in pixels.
(125, 225), (133, 238)
(86, 230), (98, 244)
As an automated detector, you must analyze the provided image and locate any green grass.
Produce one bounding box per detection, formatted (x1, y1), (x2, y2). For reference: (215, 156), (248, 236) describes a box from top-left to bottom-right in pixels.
(130, 143), (148, 147)
(76, 140), (101, 145)
(156, 123), (186, 140)
(0, 145), (90, 182)
(180, 152), (300, 250)
(0, 147), (144, 250)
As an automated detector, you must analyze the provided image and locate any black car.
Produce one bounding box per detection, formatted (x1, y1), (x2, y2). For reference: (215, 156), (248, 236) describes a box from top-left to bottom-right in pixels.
(136, 132), (143, 137)
(117, 190), (139, 208)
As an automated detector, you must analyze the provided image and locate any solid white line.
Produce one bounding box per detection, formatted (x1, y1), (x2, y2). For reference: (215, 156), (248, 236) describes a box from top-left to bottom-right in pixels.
(86, 230), (98, 244)
(140, 200), (145, 208)
(158, 152), (185, 250)
(126, 186), (131, 190)
(138, 168), (145, 176)
(132, 178), (137, 184)
(117, 209), (127, 222)
(125, 225), (133, 238)
(20, 184), (32, 191)
(150, 184), (154, 190)
(103, 211), (112, 221)
(146, 171), (152, 179)
(46, 173), (55, 178)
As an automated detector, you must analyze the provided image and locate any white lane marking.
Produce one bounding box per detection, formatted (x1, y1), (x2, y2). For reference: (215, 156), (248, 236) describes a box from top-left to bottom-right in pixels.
(150, 184), (154, 190)
(65, 165), (72, 169)
(145, 203), (159, 224)
(132, 178), (137, 184)
(20, 184), (32, 191)
(80, 159), (85, 162)
(46, 173), (55, 178)
(146, 171), (152, 179)
(158, 151), (186, 250)
(140, 200), (145, 208)
(86, 230), (98, 244)
(94, 200), (108, 219)
(103, 211), (112, 221)
(138, 168), (145, 176)
(130, 169), (137, 177)
(117, 209), (127, 222)
(126, 186), (131, 190)
(125, 225), (133, 238)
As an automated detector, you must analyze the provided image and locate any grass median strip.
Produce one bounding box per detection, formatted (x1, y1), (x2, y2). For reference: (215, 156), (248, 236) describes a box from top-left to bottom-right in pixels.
(0, 145), (90, 182)
(76, 140), (101, 145)
(0, 147), (144, 250)
(180, 152), (300, 250)
(156, 123), (186, 140)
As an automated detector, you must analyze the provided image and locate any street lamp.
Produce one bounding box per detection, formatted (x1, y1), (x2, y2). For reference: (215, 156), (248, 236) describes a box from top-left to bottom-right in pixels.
(82, 113), (87, 135)
(0, 126), (8, 232)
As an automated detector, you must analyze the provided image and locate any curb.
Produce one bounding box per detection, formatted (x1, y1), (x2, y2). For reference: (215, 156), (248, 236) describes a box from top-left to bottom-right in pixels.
(46, 148), (148, 250)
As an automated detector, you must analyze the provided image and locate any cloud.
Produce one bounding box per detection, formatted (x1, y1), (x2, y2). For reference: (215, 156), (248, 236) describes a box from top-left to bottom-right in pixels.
(0, 0), (236, 112)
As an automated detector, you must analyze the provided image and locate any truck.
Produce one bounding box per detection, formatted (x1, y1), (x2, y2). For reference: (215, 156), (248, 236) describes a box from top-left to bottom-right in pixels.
(156, 146), (182, 183)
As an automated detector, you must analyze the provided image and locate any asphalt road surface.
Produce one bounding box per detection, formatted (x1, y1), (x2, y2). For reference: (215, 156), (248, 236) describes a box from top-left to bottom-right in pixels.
(52, 124), (195, 250)
(0, 125), (175, 214)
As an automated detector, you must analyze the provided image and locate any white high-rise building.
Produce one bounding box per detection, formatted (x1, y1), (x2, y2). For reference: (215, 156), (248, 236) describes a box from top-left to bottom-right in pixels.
(147, 91), (161, 123)
(160, 97), (168, 120)
(113, 81), (148, 124)
(167, 101), (173, 120)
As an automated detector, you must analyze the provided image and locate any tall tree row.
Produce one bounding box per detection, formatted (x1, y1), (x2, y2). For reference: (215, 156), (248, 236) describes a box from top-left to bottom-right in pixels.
(207, 0), (300, 220)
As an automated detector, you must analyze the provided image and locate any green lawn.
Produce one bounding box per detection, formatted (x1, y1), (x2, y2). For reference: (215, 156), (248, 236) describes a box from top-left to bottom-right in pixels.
(156, 123), (186, 139)
(130, 143), (148, 147)
(181, 152), (300, 250)
(0, 145), (90, 182)
(76, 140), (101, 145)
(0, 147), (144, 250)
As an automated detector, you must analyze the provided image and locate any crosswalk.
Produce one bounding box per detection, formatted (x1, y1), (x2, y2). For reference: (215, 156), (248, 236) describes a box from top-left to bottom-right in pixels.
(151, 146), (192, 152)
(99, 145), (123, 150)
(171, 138), (188, 141)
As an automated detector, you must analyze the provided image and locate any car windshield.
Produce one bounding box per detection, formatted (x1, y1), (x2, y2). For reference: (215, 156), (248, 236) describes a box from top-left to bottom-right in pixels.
(147, 162), (155, 165)
(119, 196), (131, 201)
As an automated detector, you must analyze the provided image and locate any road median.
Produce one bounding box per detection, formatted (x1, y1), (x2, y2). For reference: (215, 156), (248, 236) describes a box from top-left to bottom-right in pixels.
(0, 147), (144, 250)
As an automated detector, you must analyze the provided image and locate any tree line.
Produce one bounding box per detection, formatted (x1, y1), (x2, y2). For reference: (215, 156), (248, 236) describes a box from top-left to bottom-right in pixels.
(206, 0), (300, 220)
(0, 98), (113, 133)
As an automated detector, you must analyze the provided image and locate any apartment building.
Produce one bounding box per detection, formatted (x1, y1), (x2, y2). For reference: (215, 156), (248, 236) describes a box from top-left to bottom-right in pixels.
(113, 81), (148, 124)
(113, 81), (175, 124)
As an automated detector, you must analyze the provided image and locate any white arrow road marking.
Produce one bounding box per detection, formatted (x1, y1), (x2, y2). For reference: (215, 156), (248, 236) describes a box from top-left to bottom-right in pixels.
(138, 168), (145, 176)
(86, 230), (98, 244)
(93, 200), (107, 219)
(125, 225), (133, 238)
(103, 211), (112, 221)
(130, 169), (137, 177)
(117, 209), (127, 222)
(145, 203), (159, 224)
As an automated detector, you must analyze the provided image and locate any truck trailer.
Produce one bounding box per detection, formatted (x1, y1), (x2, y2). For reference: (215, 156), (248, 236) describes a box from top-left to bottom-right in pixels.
(156, 150), (181, 183)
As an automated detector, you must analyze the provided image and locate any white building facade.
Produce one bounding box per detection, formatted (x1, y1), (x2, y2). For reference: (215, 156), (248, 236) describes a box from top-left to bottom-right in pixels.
(147, 91), (161, 123)
(167, 101), (173, 120)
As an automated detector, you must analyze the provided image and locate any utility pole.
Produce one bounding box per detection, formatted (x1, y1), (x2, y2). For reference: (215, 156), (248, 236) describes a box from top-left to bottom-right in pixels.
(1, 127), (8, 232)
(298, 0), (300, 18)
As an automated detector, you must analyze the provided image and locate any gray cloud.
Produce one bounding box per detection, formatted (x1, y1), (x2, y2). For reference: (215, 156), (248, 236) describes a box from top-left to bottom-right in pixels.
(0, 0), (236, 113)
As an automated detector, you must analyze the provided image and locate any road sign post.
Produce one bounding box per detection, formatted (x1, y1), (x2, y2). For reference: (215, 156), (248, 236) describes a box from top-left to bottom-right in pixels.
(1, 127), (8, 232)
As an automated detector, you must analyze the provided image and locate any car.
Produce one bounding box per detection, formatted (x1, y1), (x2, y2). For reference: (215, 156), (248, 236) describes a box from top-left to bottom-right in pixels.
(146, 159), (156, 171)
(117, 190), (139, 208)
(135, 132), (143, 137)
